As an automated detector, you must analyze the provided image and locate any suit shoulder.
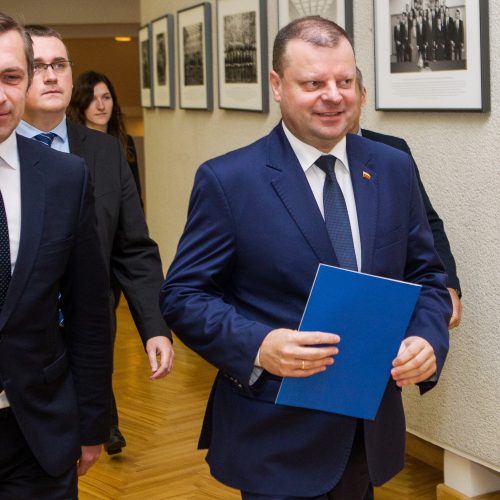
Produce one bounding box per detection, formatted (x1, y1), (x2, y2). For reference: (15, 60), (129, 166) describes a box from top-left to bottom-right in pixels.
(68, 121), (121, 149)
(16, 134), (86, 174)
(360, 129), (411, 155)
(202, 134), (268, 176)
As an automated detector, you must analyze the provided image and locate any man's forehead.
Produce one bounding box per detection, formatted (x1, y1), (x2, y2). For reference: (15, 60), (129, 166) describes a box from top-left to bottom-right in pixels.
(0, 30), (26, 70)
(31, 35), (68, 59)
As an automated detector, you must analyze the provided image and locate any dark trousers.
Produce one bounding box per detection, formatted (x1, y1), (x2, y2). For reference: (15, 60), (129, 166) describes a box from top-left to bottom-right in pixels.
(242, 422), (372, 500)
(0, 407), (78, 499)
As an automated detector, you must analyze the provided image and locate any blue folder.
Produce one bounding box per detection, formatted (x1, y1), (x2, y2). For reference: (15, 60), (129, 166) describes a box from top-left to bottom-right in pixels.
(275, 264), (421, 420)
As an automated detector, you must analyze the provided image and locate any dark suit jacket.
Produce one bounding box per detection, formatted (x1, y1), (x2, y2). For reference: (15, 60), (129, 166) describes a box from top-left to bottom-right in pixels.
(0, 135), (112, 476)
(161, 125), (451, 495)
(361, 128), (461, 293)
(66, 122), (170, 343)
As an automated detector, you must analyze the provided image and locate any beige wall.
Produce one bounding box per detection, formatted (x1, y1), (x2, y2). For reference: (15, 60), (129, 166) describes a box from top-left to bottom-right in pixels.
(141, 1), (500, 473)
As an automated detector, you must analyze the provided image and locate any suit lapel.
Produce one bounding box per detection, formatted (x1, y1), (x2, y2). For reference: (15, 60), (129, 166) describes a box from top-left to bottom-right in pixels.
(346, 134), (378, 273)
(0, 137), (45, 328)
(267, 126), (337, 266)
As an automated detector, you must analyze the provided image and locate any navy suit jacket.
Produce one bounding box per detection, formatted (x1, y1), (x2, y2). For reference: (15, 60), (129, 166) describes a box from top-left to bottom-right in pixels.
(161, 125), (451, 495)
(361, 128), (461, 293)
(0, 135), (112, 476)
(67, 122), (170, 343)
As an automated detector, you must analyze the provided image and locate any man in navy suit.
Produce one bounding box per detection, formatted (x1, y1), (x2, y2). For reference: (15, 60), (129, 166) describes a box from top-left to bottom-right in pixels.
(350, 67), (462, 329)
(0, 13), (111, 498)
(161, 17), (451, 499)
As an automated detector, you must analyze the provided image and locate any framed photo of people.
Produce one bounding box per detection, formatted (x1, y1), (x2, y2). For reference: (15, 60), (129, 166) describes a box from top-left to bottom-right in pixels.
(151, 15), (175, 108)
(217, 0), (269, 112)
(177, 3), (213, 110)
(278, 0), (354, 39)
(374, 0), (490, 111)
(138, 24), (153, 108)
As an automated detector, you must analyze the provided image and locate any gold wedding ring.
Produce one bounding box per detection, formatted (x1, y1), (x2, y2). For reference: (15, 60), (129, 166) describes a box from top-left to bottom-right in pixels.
(301, 360), (305, 370)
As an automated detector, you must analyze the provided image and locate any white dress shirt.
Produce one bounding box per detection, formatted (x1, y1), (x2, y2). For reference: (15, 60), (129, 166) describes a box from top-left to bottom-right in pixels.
(0, 131), (21, 408)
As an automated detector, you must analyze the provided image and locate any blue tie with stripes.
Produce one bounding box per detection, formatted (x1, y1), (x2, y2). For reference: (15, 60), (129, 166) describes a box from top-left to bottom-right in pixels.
(32, 132), (64, 325)
(315, 155), (358, 271)
(33, 132), (56, 147)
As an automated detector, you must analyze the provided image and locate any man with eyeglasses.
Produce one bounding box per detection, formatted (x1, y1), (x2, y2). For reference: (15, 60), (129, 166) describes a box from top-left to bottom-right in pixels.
(17, 25), (174, 456)
(0, 12), (111, 498)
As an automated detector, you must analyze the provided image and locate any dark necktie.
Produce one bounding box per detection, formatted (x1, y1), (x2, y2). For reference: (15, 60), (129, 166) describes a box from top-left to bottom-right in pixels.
(315, 155), (358, 271)
(31, 132), (64, 326)
(0, 189), (11, 312)
(32, 132), (56, 147)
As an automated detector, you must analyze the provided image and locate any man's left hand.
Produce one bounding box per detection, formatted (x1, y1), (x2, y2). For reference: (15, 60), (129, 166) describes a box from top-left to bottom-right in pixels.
(146, 336), (174, 380)
(391, 336), (436, 387)
(448, 288), (462, 330)
(77, 445), (102, 476)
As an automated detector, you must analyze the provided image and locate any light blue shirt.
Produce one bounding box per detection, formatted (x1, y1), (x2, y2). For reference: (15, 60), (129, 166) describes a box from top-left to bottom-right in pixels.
(17, 117), (70, 153)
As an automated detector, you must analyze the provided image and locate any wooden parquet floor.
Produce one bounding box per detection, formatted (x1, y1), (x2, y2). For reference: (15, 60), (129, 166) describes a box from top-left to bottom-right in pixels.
(79, 301), (443, 499)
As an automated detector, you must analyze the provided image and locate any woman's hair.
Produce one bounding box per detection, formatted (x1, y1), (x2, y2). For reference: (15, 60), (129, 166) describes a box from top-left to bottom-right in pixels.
(68, 71), (133, 162)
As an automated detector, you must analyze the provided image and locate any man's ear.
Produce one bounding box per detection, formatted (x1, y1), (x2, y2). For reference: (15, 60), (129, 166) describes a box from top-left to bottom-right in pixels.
(269, 70), (282, 103)
(361, 86), (367, 107)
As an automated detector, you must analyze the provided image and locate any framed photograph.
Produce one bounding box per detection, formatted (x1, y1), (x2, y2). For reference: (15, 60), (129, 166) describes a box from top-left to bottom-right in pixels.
(178, 3), (213, 110)
(374, 1), (490, 111)
(151, 15), (175, 108)
(139, 24), (153, 108)
(278, 0), (353, 39)
(217, 0), (268, 112)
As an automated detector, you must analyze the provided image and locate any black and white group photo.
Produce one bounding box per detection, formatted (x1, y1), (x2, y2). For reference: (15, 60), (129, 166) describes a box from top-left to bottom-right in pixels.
(183, 22), (204, 86)
(390, 0), (466, 73)
(223, 11), (257, 84)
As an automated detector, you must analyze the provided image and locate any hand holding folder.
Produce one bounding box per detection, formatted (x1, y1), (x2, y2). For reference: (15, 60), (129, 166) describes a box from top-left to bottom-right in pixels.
(275, 264), (421, 420)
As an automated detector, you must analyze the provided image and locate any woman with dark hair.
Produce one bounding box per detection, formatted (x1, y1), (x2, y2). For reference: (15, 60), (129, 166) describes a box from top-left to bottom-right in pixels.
(68, 71), (142, 200)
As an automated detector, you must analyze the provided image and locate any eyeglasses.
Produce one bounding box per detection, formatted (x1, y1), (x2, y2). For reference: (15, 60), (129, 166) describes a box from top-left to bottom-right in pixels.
(33, 60), (73, 74)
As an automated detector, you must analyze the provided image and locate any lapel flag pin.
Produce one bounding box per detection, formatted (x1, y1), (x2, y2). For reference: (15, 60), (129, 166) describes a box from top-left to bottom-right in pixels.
(362, 171), (372, 180)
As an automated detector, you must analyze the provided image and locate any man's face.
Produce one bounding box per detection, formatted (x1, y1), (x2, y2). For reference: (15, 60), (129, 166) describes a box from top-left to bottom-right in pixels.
(455, 10), (460, 19)
(25, 36), (72, 117)
(0, 30), (28, 143)
(270, 37), (357, 153)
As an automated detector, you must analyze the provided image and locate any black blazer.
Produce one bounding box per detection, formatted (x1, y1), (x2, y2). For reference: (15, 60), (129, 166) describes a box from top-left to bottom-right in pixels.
(0, 135), (112, 476)
(361, 128), (460, 293)
(67, 121), (170, 343)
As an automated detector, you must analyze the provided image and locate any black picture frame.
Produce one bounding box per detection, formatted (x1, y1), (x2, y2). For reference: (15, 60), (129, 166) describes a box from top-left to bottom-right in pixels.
(177, 2), (213, 110)
(278, 0), (354, 40)
(217, 0), (269, 112)
(374, 0), (490, 111)
(139, 24), (154, 108)
(151, 14), (176, 108)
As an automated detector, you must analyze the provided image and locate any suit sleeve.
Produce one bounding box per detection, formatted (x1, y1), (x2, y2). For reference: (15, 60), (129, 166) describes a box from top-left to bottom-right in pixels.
(61, 161), (112, 445)
(109, 139), (171, 344)
(160, 164), (271, 386)
(402, 157), (451, 393)
(411, 161), (461, 293)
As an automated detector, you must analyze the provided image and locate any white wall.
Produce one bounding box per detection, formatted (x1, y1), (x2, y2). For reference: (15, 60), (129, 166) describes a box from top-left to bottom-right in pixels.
(141, 1), (500, 473)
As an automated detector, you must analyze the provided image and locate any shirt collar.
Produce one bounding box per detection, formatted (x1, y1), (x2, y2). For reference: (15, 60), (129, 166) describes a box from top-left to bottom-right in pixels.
(0, 131), (20, 170)
(17, 115), (68, 143)
(281, 121), (349, 174)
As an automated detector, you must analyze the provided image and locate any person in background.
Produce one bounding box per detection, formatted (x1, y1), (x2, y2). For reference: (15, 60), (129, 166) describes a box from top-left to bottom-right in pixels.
(17, 25), (173, 457)
(68, 71), (142, 202)
(350, 67), (462, 329)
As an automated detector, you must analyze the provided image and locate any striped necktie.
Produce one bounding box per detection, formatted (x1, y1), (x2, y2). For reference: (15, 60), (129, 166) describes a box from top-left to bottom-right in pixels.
(31, 132), (64, 325)
(33, 132), (56, 147)
(315, 155), (358, 271)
